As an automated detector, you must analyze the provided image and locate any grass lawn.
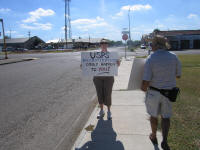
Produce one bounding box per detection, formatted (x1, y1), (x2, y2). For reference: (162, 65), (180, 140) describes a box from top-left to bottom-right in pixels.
(168, 54), (200, 150)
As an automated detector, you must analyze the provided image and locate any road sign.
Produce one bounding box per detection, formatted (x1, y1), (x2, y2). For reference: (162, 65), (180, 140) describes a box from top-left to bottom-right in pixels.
(122, 31), (129, 34)
(122, 34), (128, 41)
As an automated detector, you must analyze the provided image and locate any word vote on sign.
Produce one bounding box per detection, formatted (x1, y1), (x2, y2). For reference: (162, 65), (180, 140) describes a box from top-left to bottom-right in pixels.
(81, 52), (119, 76)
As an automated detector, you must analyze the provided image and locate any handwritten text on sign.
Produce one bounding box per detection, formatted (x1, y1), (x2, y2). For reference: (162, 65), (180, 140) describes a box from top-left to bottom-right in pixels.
(81, 52), (118, 76)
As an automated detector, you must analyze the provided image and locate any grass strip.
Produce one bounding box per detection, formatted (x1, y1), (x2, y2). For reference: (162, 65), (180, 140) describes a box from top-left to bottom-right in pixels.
(168, 54), (200, 150)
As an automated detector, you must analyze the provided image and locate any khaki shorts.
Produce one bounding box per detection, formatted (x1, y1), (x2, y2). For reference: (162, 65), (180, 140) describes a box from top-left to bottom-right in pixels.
(145, 89), (172, 118)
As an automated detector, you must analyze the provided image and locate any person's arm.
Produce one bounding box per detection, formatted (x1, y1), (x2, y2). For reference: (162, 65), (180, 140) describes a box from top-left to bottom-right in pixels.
(117, 59), (121, 67)
(141, 57), (152, 91)
(141, 80), (150, 92)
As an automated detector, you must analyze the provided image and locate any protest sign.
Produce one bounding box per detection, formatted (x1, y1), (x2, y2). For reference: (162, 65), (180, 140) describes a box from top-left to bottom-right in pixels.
(128, 58), (146, 90)
(81, 52), (118, 76)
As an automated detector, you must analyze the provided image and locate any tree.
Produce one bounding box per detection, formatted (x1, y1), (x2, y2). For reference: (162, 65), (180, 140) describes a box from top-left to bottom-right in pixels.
(4, 35), (10, 39)
(153, 28), (160, 34)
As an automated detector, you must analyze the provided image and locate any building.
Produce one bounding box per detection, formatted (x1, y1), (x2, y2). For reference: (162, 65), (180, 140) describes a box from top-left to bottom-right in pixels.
(0, 36), (45, 51)
(46, 38), (105, 49)
(143, 30), (200, 50)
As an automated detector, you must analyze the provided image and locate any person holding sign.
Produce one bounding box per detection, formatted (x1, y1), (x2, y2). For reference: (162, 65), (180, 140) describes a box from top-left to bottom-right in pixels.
(141, 36), (181, 150)
(93, 39), (120, 120)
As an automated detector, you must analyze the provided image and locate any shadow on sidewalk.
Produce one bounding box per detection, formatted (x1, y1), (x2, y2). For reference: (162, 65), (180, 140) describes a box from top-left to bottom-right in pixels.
(75, 119), (124, 150)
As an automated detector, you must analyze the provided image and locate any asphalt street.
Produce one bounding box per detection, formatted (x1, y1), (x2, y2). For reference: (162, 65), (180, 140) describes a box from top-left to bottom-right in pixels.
(0, 47), (200, 150)
(0, 51), (96, 150)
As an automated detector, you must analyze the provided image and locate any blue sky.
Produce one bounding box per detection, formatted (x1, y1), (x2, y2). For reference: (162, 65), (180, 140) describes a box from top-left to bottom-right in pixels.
(0, 0), (200, 42)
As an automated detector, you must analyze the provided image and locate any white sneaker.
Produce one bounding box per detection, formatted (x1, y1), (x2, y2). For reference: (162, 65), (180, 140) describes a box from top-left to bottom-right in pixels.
(97, 110), (105, 119)
(107, 111), (112, 120)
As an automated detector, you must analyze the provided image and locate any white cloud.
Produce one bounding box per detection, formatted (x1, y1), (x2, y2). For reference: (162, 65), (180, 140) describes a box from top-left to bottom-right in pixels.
(20, 23), (52, 30)
(0, 8), (11, 13)
(187, 14), (198, 19)
(116, 4), (152, 17)
(72, 16), (108, 31)
(23, 8), (55, 23)
(5, 31), (17, 34)
(46, 38), (60, 43)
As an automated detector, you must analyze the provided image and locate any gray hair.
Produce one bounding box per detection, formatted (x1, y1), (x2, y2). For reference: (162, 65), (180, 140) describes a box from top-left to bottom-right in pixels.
(152, 35), (171, 49)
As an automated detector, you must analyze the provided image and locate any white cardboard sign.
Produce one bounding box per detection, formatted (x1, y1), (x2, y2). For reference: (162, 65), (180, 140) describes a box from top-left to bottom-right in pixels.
(81, 52), (118, 76)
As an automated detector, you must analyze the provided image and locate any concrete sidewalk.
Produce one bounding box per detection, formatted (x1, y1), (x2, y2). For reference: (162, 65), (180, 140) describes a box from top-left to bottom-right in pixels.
(71, 57), (162, 150)
(0, 57), (38, 65)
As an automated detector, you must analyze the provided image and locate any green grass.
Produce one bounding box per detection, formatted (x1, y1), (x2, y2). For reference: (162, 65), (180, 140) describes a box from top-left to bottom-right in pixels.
(168, 55), (200, 150)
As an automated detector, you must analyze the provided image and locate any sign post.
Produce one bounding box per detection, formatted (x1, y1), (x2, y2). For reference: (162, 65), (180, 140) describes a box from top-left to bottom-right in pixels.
(122, 34), (128, 59)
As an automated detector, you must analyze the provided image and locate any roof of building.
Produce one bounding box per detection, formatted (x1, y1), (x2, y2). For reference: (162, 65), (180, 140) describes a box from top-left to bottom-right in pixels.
(155, 30), (200, 36)
(47, 38), (105, 44)
(75, 38), (102, 43)
(0, 38), (29, 44)
(0, 36), (44, 44)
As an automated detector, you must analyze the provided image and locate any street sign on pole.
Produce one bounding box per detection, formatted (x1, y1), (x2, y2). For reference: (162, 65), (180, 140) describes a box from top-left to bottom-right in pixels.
(122, 34), (128, 59)
(122, 34), (128, 41)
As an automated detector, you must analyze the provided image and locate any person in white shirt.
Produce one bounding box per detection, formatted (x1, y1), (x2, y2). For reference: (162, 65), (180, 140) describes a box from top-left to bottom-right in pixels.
(141, 35), (181, 150)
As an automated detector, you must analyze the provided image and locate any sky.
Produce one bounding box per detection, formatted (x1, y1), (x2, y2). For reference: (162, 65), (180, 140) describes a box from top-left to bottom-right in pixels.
(0, 0), (200, 42)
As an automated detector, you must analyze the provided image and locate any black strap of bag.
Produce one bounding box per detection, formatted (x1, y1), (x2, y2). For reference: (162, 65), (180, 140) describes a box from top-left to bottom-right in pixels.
(149, 86), (180, 102)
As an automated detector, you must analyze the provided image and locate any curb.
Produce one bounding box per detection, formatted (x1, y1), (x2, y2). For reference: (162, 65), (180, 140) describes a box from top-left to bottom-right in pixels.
(54, 95), (98, 150)
(70, 104), (99, 150)
(0, 58), (38, 65)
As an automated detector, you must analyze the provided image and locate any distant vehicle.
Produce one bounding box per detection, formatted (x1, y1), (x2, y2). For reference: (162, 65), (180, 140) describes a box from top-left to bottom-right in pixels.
(17, 48), (28, 51)
(140, 44), (146, 49)
(6, 47), (15, 51)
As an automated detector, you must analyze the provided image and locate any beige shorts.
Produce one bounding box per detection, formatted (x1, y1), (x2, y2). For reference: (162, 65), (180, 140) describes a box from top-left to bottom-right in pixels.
(145, 89), (172, 118)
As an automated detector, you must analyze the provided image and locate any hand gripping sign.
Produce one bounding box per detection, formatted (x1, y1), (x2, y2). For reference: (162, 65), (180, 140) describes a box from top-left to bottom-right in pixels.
(81, 52), (119, 76)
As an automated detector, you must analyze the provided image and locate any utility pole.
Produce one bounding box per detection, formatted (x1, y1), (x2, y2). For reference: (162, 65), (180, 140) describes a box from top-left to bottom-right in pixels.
(10, 29), (11, 39)
(65, 0), (67, 48)
(68, 0), (72, 39)
(64, 0), (72, 49)
(0, 19), (8, 59)
(128, 7), (131, 41)
(28, 31), (31, 39)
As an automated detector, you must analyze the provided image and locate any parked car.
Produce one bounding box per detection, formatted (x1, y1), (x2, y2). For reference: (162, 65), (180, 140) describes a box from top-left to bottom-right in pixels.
(140, 44), (146, 49)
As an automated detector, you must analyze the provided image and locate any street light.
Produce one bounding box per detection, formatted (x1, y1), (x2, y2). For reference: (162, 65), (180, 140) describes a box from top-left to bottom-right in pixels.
(0, 18), (8, 59)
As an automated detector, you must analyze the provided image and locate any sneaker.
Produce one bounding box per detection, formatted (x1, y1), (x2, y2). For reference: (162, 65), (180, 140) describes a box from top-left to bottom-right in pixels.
(161, 141), (170, 150)
(107, 111), (112, 120)
(97, 110), (105, 119)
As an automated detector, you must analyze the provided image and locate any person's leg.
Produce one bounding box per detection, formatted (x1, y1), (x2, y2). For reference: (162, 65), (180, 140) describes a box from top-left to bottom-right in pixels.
(104, 77), (114, 119)
(161, 117), (170, 150)
(150, 116), (158, 138)
(160, 95), (172, 150)
(93, 77), (105, 118)
(161, 117), (170, 142)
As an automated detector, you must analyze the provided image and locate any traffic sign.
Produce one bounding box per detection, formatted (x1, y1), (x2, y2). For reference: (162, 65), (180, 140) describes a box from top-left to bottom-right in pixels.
(122, 34), (128, 41)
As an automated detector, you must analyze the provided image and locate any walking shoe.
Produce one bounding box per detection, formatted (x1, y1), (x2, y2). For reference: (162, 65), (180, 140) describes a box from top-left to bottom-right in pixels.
(107, 111), (112, 120)
(97, 110), (105, 119)
(161, 141), (170, 150)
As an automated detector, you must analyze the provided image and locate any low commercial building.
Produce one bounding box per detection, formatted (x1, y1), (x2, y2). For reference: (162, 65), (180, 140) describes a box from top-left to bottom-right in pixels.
(46, 38), (104, 49)
(143, 30), (200, 50)
(0, 36), (45, 50)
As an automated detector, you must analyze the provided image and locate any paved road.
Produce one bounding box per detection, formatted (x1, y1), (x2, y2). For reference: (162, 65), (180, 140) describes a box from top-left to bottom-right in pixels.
(0, 51), (96, 150)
